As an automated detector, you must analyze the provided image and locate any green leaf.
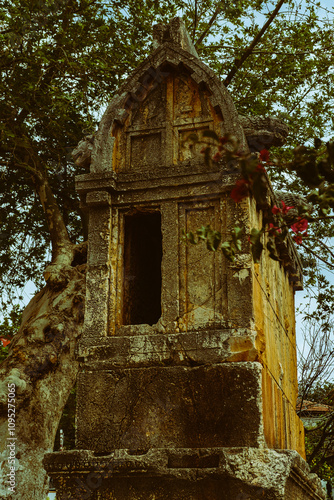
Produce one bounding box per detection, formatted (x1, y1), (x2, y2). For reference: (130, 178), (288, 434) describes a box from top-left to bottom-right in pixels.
(267, 239), (279, 261)
(196, 225), (209, 240)
(221, 241), (234, 261)
(231, 226), (243, 251)
(206, 229), (221, 251)
(250, 228), (264, 263)
(185, 231), (197, 245)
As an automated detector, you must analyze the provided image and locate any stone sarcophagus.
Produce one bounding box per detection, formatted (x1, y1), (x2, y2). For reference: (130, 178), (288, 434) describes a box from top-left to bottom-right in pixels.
(44, 18), (325, 500)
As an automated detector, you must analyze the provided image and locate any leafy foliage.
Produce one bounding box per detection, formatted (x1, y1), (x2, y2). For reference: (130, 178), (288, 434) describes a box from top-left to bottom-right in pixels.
(1, 0), (334, 478)
(0, 0), (184, 312)
(183, 224), (243, 260)
(2, 0), (333, 308)
(303, 380), (334, 481)
(297, 318), (334, 481)
(0, 305), (22, 362)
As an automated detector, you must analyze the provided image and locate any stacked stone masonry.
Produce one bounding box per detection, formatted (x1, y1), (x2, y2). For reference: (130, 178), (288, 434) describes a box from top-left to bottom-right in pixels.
(43, 17), (325, 500)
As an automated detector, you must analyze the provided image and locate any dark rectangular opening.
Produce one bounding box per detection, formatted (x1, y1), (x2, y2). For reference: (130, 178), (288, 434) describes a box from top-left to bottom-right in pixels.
(122, 212), (162, 325)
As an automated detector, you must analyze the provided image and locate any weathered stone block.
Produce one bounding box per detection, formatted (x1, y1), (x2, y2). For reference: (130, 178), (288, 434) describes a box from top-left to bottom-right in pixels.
(43, 448), (326, 500)
(76, 362), (265, 452)
(78, 329), (258, 368)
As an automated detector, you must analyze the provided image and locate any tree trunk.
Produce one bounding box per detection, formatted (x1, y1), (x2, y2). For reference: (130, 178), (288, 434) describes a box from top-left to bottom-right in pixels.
(0, 253), (86, 499)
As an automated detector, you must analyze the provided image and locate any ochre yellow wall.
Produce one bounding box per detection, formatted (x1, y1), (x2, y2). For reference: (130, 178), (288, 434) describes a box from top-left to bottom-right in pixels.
(262, 368), (305, 457)
(250, 201), (305, 457)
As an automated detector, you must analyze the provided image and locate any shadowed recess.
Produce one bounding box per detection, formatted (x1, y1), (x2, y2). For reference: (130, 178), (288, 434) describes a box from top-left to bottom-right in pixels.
(122, 212), (162, 326)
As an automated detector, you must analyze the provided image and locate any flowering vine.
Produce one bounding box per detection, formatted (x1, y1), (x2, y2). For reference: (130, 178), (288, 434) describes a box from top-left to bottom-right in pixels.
(183, 131), (313, 263)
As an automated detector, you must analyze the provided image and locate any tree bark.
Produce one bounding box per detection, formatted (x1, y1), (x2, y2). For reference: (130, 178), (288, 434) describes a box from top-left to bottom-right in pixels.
(0, 249), (86, 499)
(0, 87), (85, 497)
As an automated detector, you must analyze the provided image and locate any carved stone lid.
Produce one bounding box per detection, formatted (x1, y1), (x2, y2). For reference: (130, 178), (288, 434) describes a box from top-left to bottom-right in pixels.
(89, 18), (246, 174)
(74, 18), (302, 290)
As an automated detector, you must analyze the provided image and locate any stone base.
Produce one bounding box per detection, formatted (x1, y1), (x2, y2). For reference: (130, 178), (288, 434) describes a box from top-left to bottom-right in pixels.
(43, 447), (326, 500)
(76, 362), (265, 452)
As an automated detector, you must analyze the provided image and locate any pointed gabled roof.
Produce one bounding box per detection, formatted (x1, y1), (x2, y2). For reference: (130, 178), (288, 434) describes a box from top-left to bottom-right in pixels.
(91, 17), (246, 173)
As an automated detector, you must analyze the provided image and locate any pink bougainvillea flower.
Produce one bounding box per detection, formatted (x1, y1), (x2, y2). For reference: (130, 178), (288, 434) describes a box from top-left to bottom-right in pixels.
(259, 149), (270, 162)
(293, 234), (303, 244)
(268, 223), (282, 235)
(256, 163), (266, 173)
(272, 202), (294, 216)
(291, 218), (308, 234)
(0, 337), (10, 347)
(230, 179), (250, 202)
(281, 201), (294, 215)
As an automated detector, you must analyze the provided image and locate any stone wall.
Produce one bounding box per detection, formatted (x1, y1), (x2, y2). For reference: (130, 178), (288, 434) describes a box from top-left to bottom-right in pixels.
(43, 17), (325, 500)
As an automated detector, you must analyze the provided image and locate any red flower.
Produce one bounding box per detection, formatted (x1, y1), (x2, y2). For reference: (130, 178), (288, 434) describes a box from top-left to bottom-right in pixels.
(293, 234), (303, 244)
(268, 223), (282, 235)
(256, 163), (266, 173)
(0, 337), (10, 347)
(291, 218), (308, 234)
(281, 201), (294, 215)
(260, 149), (270, 162)
(272, 202), (294, 216)
(230, 179), (250, 202)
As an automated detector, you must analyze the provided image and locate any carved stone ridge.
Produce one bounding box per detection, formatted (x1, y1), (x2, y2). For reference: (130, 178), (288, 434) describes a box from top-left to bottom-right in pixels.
(239, 114), (289, 151)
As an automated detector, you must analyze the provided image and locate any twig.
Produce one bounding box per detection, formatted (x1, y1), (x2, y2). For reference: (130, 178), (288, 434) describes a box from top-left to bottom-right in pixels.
(224, 0), (286, 87)
(192, 0), (198, 42)
(195, 1), (222, 47)
(300, 242), (334, 269)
